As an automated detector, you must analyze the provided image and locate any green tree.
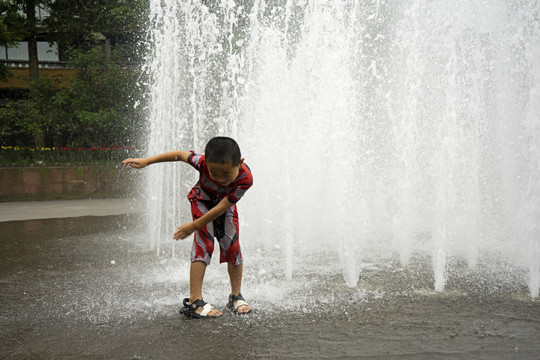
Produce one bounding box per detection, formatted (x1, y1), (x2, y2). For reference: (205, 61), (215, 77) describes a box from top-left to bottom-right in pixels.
(0, 0), (149, 152)
(0, 1), (42, 79)
(60, 45), (146, 148)
(0, 1), (25, 81)
(43, 0), (148, 61)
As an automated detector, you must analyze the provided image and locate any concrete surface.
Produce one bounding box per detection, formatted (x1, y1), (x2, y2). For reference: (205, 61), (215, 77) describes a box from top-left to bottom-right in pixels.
(0, 198), (141, 222)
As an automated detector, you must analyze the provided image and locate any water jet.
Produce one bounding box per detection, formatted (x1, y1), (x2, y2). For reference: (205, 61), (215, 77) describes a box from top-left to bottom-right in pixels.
(145, 0), (540, 297)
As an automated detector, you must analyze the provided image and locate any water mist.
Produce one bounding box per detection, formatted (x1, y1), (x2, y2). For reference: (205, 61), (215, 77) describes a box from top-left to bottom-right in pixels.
(145, 0), (540, 297)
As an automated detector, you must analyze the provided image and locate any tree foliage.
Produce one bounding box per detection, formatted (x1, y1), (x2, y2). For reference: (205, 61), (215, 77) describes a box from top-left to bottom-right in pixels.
(0, 0), (149, 151)
(1, 45), (147, 149)
(0, 1), (24, 46)
(0, 1), (25, 81)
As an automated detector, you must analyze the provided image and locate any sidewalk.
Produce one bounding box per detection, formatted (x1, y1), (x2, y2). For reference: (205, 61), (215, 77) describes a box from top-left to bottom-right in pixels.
(0, 198), (142, 222)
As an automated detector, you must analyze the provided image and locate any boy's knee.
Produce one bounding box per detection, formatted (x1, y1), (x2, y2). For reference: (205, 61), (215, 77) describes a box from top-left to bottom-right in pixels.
(191, 254), (212, 265)
(191, 259), (209, 267)
(191, 233), (214, 265)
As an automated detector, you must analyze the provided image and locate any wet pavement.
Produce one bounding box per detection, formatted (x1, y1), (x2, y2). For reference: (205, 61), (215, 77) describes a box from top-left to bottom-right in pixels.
(0, 202), (539, 359)
(0, 199), (141, 222)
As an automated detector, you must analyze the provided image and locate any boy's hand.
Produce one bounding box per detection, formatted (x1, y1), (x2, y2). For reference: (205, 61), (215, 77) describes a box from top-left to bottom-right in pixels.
(174, 222), (196, 240)
(122, 158), (149, 169)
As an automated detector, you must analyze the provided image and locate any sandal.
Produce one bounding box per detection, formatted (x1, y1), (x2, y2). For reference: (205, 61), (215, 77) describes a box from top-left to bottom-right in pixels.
(227, 293), (252, 315)
(179, 298), (220, 319)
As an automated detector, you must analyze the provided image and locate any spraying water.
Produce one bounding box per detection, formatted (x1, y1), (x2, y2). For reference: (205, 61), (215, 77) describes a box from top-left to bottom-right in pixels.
(145, 0), (540, 297)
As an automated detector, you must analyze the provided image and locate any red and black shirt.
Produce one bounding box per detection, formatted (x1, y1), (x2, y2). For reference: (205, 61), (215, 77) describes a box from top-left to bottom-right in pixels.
(187, 151), (253, 205)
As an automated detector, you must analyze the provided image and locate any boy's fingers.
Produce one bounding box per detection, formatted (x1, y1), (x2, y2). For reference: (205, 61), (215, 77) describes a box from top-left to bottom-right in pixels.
(173, 229), (185, 240)
(122, 159), (144, 168)
(174, 223), (196, 240)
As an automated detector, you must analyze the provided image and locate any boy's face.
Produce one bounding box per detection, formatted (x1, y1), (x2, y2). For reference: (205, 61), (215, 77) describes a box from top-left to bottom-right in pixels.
(207, 159), (244, 186)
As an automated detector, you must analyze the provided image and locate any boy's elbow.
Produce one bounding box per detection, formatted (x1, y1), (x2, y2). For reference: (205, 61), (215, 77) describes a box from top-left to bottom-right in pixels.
(220, 198), (235, 211)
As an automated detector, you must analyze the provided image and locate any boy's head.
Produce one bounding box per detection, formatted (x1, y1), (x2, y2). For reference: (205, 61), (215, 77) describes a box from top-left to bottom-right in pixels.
(205, 137), (242, 166)
(205, 137), (244, 186)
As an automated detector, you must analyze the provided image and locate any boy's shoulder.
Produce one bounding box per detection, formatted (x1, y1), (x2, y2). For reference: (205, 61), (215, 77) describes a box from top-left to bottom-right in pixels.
(188, 151), (203, 162)
(238, 162), (253, 184)
(187, 151), (205, 170)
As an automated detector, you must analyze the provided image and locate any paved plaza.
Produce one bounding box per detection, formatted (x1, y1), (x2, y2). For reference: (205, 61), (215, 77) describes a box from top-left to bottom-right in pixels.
(0, 198), (141, 222)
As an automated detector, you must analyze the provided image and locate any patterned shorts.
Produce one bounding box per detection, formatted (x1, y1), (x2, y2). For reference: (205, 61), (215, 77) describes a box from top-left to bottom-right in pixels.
(190, 200), (243, 265)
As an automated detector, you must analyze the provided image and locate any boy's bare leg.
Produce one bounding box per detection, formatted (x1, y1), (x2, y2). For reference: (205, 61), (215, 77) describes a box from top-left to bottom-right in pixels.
(190, 261), (222, 316)
(227, 263), (251, 314)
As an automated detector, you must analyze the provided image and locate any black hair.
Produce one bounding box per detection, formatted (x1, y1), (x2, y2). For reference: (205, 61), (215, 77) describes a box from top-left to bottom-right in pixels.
(204, 136), (242, 166)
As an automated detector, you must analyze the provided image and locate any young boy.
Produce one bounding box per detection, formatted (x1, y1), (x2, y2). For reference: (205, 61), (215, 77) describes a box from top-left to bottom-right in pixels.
(123, 137), (253, 318)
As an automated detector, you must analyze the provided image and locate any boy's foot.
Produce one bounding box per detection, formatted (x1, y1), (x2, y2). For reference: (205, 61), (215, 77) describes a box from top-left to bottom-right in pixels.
(227, 293), (252, 315)
(180, 298), (222, 318)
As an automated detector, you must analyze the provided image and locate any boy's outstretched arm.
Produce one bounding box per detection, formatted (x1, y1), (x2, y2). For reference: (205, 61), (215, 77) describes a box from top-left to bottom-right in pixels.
(173, 197), (234, 240)
(123, 150), (190, 168)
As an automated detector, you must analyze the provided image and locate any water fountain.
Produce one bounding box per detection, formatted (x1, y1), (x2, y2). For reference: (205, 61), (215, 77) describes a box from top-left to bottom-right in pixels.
(145, 0), (540, 297)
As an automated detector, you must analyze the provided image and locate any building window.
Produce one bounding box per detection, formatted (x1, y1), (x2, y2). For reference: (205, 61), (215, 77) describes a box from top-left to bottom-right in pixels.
(0, 42), (59, 62)
(37, 42), (58, 61)
(4, 42), (28, 61)
(36, 5), (50, 21)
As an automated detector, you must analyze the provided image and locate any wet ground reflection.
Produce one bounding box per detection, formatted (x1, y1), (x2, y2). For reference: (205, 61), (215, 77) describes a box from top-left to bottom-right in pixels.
(1, 216), (539, 359)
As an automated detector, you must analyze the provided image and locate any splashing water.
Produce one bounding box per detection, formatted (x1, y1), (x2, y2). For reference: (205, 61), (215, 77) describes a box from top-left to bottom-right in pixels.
(145, 0), (540, 297)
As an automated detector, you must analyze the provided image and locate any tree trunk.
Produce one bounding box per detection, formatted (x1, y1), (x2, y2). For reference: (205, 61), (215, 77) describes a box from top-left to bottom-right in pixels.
(104, 38), (111, 63)
(25, 0), (39, 81)
(25, 0), (44, 148)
